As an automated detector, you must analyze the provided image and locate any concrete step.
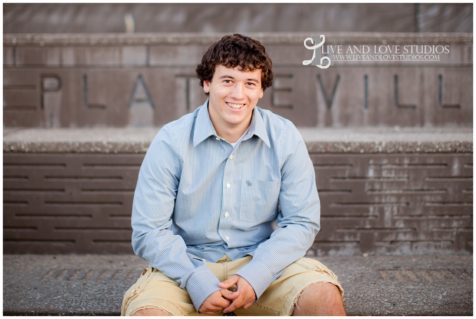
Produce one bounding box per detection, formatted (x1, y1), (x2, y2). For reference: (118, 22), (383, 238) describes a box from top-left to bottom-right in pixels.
(4, 127), (473, 154)
(3, 254), (472, 315)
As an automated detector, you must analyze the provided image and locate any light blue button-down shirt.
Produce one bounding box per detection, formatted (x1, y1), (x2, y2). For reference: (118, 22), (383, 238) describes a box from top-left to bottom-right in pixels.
(131, 100), (320, 311)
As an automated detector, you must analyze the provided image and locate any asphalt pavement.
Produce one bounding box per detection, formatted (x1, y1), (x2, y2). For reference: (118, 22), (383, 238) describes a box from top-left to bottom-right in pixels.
(3, 254), (472, 316)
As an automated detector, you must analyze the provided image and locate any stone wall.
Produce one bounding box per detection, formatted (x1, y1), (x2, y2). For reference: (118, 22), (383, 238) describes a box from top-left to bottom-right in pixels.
(3, 9), (473, 256)
(3, 128), (472, 256)
(4, 3), (472, 33)
(3, 33), (472, 128)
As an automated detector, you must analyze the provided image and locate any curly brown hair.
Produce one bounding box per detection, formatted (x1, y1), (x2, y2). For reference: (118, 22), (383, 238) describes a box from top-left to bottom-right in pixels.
(196, 34), (273, 91)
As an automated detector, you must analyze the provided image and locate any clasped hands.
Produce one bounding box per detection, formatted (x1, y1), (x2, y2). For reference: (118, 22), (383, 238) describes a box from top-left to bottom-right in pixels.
(199, 275), (256, 315)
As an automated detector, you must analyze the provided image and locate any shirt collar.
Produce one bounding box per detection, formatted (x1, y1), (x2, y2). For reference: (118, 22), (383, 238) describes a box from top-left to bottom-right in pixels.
(193, 100), (271, 148)
(245, 107), (271, 148)
(193, 100), (217, 147)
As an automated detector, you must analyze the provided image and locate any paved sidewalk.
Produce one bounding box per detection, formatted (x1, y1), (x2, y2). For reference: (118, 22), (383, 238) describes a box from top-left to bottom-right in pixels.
(3, 254), (472, 316)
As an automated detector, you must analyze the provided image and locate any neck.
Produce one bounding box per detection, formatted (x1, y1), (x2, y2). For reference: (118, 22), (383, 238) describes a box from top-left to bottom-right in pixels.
(216, 120), (251, 143)
(208, 105), (253, 143)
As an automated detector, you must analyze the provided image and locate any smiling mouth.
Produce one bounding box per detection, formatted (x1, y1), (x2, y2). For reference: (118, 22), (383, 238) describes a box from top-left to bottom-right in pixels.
(226, 102), (246, 110)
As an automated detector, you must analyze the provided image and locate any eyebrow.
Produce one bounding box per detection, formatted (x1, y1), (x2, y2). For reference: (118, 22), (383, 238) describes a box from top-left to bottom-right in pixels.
(218, 75), (260, 83)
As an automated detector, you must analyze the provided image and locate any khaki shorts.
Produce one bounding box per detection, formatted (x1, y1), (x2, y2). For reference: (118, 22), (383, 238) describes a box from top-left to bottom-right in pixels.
(121, 256), (344, 316)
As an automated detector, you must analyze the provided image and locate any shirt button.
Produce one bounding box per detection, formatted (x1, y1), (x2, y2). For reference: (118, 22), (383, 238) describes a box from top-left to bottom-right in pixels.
(224, 211), (230, 218)
(226, 183), (231, 189)
(225, 235), (230, 241)
(229, 154), (234, 160)
(216, 137), (221, 141)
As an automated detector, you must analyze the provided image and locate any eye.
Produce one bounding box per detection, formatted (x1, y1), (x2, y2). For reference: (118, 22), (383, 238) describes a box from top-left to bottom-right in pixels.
(223, 79), (232, 84)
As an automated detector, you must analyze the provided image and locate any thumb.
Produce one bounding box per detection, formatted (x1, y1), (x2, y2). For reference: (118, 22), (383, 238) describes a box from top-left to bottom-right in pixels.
(219, 275), (239, 289)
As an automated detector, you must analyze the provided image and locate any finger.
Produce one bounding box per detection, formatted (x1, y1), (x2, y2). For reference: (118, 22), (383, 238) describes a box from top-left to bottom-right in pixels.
(223, 304), (236, 314)
(199, 308), (218, 315)
(200, 299), (225, 313)
(219, 276), (239, 289)
(243, 300), (255, 309)
(220, 288), (240, 300)
(236, 276), (253, 291)
(201, 304), (223, 314)
(213, 296), (232, 309)
(223, 298), (244, 314)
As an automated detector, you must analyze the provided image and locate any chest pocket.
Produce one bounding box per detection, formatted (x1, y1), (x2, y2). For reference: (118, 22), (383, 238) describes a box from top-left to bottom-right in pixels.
(239, 179), (280, 224)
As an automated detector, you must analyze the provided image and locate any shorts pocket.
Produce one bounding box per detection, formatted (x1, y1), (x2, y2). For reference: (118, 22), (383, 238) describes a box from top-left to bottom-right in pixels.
(121, 267), (154, 315)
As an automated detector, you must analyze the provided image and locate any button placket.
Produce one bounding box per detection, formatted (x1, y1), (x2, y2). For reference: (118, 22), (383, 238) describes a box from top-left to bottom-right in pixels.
(220, 148), (236, 244)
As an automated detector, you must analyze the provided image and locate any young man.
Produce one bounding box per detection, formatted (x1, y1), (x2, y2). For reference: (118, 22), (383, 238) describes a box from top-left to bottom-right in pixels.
(121, 34), (345, 316)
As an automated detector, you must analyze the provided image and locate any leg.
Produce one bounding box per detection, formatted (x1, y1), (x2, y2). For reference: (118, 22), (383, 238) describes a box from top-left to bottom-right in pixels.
(132, 308), (172, 316)
(292, 282), (346, 316)
(235, 257), (345, 316)
(121, 268), (196, 316)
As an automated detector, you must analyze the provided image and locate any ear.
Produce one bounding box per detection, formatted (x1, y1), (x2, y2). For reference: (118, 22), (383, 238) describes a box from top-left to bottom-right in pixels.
(203, 80), (211, 94)
(259, 88), (264, 99)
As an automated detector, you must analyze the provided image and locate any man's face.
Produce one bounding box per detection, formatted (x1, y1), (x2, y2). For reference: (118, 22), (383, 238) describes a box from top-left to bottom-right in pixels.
(204, 65), (264, 137)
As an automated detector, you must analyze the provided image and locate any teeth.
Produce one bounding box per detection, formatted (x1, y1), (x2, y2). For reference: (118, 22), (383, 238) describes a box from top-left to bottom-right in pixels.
(227, 102), (245, 110)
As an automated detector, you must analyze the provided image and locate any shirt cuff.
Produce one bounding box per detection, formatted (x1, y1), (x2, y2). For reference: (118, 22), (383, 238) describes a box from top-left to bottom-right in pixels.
(185, 264), (221, 311)
(235, 259), (274, 299)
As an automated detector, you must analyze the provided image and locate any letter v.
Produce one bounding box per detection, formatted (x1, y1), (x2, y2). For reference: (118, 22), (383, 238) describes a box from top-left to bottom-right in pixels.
(317, 74), (340, 109)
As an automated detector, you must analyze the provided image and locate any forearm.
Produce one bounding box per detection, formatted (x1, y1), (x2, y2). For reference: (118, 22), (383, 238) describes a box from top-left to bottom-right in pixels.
(236, 219), (319, 299)
(131, 145), (220, 309)
(133, 226), (220, 310)
(236, 128), (321, 298)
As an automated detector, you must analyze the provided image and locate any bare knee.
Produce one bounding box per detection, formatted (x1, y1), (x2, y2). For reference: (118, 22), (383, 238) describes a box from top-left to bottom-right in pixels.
(293, 282), (346, 316)
(132, 308), (172, 316)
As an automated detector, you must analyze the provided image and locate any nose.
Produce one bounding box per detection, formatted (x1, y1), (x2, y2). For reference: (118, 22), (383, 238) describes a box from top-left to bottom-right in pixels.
(230, 82), (245, 99)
